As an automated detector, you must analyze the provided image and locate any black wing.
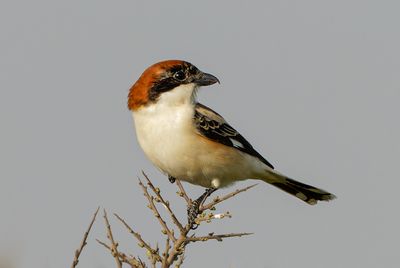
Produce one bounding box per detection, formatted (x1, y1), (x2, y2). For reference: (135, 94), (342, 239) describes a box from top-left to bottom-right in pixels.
(194, 103), (274, 169)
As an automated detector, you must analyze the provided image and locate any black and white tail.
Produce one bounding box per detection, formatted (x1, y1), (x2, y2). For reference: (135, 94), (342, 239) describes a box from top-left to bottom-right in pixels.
(263, 171), (336, 205)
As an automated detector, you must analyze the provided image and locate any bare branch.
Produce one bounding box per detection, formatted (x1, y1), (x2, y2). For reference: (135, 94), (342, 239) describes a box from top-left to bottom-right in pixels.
(142, 172), (184, 232)
(175, 253), (185, 268)
(187, 232), (253, 242)
(138, 179), (176, 242)
(200, 184), (258, 212)
(70, 207), (99, 268)
(166, 235), (187, 265)
(175, 179), (191, 205)
(114, 213), (162, 263)
(103, 209), (123, 268)
(161, 236), (170, 268)
(91, 174), (256, 267)
(96, 239), (145, 268)
(195, 211), (232, 225)
(96, 238), (110, 251)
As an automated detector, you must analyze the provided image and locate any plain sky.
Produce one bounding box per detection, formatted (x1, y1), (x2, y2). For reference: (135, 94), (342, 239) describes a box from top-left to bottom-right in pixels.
(1, 1), (399, 267)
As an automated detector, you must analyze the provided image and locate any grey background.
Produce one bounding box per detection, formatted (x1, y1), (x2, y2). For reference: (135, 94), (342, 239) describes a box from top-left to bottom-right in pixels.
(1, 1), (399, 267)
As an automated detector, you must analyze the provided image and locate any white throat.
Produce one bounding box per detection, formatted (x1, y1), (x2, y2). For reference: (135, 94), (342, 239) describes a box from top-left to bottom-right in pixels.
(155, 83), (198, 107)
(131, 83), (199, 179)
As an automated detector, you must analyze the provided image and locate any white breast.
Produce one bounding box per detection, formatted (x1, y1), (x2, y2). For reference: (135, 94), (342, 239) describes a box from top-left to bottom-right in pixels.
(133, 101), (193, 167)
(132, 84), (206, 182)
(131, 84), (263, 187)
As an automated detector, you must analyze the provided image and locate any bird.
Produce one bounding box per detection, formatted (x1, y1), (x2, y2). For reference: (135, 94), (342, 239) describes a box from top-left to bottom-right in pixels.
(128, 60), (336, 206)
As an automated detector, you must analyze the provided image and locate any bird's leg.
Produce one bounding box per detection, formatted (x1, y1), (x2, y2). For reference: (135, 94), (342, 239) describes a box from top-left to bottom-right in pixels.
(187, 188), (217, 229)
(168, 175), (176, 184)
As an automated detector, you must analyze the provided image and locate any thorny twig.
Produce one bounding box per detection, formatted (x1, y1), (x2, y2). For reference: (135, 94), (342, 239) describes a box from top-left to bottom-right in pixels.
(96, 173), (255, 267)
(175, 253), (185, 268)
(200, 183), (258, 212)
(175, 179), (191, 205)
(103, 209), (123, 268)
(187, 232), (253, 242)
(114, 213), (162, 263)
(70, 207), (99, 268)
(161, 236), (170, 268)
(138, 179), (177, 243)
(96, 239), (146, 268)
(142, 171), (184, 232)
(195, 211), (232, 224)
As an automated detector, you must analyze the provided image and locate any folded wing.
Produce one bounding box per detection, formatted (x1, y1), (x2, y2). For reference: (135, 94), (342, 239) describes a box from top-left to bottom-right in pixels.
(194, 103), (274, 169)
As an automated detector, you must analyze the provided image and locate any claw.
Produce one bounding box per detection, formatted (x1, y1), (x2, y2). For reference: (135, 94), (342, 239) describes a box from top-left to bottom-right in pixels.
(168, 175), (176, 184)
(187, 188), (216, 229)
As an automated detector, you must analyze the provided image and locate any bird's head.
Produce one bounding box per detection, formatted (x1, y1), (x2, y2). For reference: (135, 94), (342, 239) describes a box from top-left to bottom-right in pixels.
(128, 60), (219, 111)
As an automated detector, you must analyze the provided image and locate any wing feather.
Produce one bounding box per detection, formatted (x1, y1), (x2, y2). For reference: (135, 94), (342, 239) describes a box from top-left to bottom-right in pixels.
(194, 103), (274, 169)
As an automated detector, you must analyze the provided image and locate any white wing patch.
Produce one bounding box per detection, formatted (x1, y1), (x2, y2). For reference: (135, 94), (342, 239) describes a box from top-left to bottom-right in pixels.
(194, 103), (275, 169)
(229, 138), (244, 149)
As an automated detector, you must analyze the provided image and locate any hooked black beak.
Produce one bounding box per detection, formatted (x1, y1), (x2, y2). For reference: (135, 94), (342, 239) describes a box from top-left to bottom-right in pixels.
(194, 72), (220, 86)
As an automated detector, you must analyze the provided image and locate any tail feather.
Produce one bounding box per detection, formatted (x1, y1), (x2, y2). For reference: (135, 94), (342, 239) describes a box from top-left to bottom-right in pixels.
(265, 173), (336, 205)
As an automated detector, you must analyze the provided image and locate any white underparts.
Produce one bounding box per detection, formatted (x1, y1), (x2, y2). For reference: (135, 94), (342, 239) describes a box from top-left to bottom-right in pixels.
(132, 83), (271, 188)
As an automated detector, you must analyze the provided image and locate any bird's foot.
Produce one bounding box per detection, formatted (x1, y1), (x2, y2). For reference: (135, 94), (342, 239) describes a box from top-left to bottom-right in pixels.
(168, 175), (176, 184)
(187, 188), (216, 229)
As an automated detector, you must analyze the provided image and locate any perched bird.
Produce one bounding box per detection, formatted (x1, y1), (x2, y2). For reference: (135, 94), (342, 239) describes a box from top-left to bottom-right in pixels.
(128, 60), (335, 205)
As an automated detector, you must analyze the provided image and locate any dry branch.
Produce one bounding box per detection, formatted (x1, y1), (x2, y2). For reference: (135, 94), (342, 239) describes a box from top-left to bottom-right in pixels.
(200, 183), (258, 212)
(175, 179), (191, 205)
(103, 209), (123, 268)
(114, 213), (162, 263)
(187, 232), (253, 242)
(142, 172), (184, 232)
(138, 179), (177, 243)
(96, 239), (146, 268)
(93, 173), (255, 267)
(70, 207), (99, 268)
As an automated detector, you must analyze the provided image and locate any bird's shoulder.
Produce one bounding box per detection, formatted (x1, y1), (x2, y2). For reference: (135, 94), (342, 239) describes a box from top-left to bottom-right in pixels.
(193, 103), (274, 169)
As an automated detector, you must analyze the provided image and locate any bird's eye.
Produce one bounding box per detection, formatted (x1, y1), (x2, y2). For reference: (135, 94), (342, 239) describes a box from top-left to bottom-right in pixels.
(174, 71), (186, 81)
